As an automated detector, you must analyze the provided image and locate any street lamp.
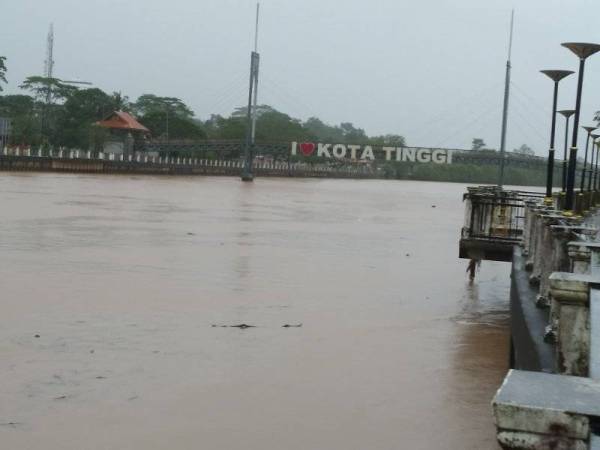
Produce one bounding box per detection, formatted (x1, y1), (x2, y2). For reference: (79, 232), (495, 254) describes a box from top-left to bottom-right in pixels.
(557, 110), (576, 191)
(593, 134), (600, 191)
(561, 42), (600, 211)
(581, 126), (597, 191)
(540, 70), (574, 200)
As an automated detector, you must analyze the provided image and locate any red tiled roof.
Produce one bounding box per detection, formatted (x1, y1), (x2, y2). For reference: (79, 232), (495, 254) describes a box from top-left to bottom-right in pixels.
(96, 111), (150, 133)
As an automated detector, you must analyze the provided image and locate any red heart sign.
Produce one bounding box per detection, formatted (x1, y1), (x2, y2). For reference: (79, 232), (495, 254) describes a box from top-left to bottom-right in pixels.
(300, 142), (315, 156)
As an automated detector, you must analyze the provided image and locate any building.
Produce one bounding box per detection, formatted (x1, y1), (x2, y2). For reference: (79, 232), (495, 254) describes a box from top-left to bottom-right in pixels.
(95, 111), (150, 156)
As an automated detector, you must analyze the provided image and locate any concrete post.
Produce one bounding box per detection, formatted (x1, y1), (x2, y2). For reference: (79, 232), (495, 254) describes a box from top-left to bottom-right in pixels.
(549, 272), (597, 376)
(493, 369), (600, 449)
(569, 241), (594, 274)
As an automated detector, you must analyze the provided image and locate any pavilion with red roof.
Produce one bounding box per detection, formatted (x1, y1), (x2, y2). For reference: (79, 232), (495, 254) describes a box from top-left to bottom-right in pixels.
(96, 111), (150, 133)
(95, 111), (150, 155)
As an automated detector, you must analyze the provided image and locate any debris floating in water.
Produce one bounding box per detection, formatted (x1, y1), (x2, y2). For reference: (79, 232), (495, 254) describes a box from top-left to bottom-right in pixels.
(211, 324), (256, 329)
(282, 324), (302, 328)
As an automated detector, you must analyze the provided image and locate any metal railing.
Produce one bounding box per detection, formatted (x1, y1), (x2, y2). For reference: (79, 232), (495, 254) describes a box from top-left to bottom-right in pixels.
(462, 186), (545, 243)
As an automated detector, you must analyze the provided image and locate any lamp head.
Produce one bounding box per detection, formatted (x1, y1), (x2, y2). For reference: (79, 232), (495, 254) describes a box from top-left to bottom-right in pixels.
(558, 109), (576, 118)
(562, 42), (600, 59)
(540, 70), (574, 82)
(583, 126), (597, 133)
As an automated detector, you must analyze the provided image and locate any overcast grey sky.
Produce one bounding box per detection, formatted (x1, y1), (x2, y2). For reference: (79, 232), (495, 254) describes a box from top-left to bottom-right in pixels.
(2, 0), (600, 153)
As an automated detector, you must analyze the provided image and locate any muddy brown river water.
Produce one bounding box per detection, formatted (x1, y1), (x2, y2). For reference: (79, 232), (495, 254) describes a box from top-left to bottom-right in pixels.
(0, 174), (510, 449)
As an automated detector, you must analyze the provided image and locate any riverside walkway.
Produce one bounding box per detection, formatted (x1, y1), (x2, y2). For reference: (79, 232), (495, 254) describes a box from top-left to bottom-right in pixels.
(460, 186), (600, 449)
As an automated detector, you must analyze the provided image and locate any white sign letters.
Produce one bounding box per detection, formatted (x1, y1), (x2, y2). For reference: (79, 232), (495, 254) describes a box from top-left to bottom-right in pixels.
(290, 141), (453, 164)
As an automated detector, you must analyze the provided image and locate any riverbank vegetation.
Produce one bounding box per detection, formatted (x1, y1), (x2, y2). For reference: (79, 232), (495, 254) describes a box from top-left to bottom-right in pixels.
(0, 63), (553, 186)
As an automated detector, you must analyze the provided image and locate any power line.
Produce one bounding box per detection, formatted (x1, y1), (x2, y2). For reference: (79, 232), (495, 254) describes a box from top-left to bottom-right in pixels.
(432, 102), (500, 148)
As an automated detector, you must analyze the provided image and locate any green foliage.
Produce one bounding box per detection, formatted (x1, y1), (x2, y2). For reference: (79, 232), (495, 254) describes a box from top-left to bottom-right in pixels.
(132, 94), (193, 118)
(231, 104), (277, 119)
(369, 134), (406, 147)
(303, 117), (345, 142)
(513, 144), (534, 156)
(0, 57), (7, 91)
(0, 94), (38, 144)
(381, 160), (554, 187)
(471, 138), (486, 150)
(56, 88), (116, 148)
(20, 76), (78, 104)
(140, 110), (206, 140)
(256, 111), (311, 142)
(205, 115), (246, 140)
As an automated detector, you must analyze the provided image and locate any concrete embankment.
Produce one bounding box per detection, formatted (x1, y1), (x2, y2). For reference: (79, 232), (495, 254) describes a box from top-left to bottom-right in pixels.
(489, 194), (600, 449)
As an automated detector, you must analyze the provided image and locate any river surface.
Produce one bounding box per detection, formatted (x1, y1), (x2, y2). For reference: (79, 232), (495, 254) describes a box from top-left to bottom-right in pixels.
(0, 174), (510, 449)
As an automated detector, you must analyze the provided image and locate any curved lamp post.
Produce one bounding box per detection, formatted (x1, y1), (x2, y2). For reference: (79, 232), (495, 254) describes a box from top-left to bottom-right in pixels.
(561, 42), (600, 211)
(540, 70), (574, 200)
(558, 110), (576, 191)
(581, 126), (597, 191)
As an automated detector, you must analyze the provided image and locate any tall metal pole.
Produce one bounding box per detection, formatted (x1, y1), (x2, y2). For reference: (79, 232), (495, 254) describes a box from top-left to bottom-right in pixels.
(564, 116), (570, 191)
(593, 136), (600, 191)
(545, 81), (559, 198)
(250, 3), (260, 144)
(558, 110), (575, 192)
(498, 10), (514, 187)
(562, 42), (600, 211)
(541, 72), (573, 201)
(241, 3), (261, 182)
(565, 58), (585, 210)
(588, 134), (596, 191)
(581, 126), (596, 191)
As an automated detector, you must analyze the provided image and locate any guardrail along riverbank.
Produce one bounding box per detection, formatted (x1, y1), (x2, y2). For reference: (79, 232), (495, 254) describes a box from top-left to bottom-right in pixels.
(0, 149), (375, 179)
(460, 186), (600, 449)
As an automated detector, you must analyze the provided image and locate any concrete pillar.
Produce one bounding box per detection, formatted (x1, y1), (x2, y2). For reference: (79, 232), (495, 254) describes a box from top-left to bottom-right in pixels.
(493, 370), (600, 449)
(569, 241), (594, 274)
(549, 272), (596, 376)
(125, 132), (134, 159)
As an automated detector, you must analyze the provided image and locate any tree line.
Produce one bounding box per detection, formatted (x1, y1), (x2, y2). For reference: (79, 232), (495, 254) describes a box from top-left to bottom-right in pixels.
(0, 61), (405, 150)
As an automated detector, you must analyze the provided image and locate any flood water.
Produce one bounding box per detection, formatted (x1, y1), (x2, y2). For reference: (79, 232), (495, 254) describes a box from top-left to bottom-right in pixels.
(0, 174), (510, 449)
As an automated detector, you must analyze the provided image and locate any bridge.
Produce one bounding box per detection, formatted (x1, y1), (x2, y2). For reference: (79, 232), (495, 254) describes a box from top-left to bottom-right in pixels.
(145, 139), (555, 169)
(0, 147), (375, 178)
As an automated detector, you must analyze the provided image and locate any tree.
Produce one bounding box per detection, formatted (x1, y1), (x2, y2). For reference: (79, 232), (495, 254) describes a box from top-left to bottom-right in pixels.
(56, 88), (116, 148)
(0, 94), (38, 144)
(211, 115), (246, 140)
(513, 144), (534, 156)
(110, 91), (130, 112)
(132, 94), (193, 118)
(255, 111), (311, 142)
(303, 117), (345, 142)
(0, 57), (7, 92)
(19, 76), (78, 104)
(231, 104), (277, 119)
(472, 138), (486, 150)
(340, 122), (367, 142)
(140, 110), (206, 140)
(369, 134), (406, 147)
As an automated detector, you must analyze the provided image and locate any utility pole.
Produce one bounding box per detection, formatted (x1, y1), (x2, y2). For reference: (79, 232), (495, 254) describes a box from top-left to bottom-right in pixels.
(241, 3), (260, 182)
(44, 23), (55, 102)
(41, 23), (55, 146)
(498, 10), (514, 187)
